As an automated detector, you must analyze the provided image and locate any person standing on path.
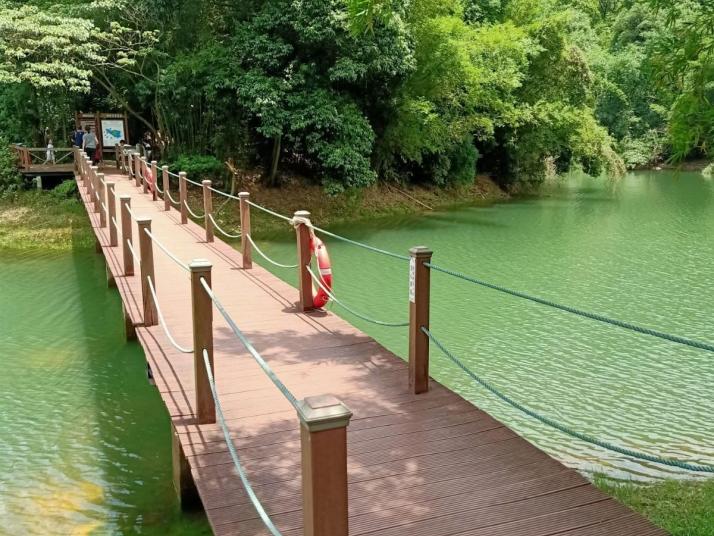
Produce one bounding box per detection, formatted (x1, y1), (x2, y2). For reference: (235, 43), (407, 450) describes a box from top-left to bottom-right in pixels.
(71, 127), (84, 148)
(82, 126), (98, 162)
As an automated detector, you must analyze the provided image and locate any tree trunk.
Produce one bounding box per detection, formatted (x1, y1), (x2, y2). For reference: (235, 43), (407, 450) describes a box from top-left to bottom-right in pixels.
(268, 134), (281, 187)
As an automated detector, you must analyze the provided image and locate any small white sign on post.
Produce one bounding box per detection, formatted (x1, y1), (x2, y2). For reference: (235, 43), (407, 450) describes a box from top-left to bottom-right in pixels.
(409, 257), (416, 303)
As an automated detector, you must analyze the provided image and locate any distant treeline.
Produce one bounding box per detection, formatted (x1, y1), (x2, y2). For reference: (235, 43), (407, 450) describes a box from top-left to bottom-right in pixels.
(0, 0), (711, 190)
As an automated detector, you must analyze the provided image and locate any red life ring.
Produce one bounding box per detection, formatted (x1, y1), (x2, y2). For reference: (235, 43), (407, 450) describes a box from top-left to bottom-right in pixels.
(311, 235), (332, 308)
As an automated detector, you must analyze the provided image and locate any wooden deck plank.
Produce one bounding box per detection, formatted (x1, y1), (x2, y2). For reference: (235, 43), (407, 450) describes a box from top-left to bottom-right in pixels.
(75, 171), (667, 536)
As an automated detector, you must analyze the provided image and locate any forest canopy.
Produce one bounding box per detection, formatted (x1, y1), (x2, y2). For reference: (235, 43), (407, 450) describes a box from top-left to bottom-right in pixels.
(0, 0), (711, 190)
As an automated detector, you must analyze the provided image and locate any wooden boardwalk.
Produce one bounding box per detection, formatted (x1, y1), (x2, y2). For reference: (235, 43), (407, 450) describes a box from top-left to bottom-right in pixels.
(76, 161), (667, 536)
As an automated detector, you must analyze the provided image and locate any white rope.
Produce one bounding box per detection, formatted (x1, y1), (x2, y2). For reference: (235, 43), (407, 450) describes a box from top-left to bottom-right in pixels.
(111, 216), (118, 229)
(248, 200), (293, 223)
(183, 175), (203, 187)
(143, 228), (190, 272)
(208, 213), (241, 238)
(166, 189), (180, 205)
(125, 205), (141, 221)
(246, 234), (297, 269)
(147, 276), (193, 354)
(126, 239), (141, 266)
(183, 199), (205, 219)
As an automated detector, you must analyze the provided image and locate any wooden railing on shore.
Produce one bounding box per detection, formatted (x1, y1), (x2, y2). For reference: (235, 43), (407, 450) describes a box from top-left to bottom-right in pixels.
(11, 145), (75, 171)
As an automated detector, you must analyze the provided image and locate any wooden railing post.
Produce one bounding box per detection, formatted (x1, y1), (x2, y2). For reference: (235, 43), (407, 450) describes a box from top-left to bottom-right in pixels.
(137, 217), (157, 327)
(107, 182), (117, 247)
(294, 210), (314, 311)
(120, 196), (134, 276)
(151, 161), (158, 201)
(239, 192), (252, 269)
(134, 154), (141, 187)
(408, 246), (432, 394)
(190, 260), (215, 424)
(98, 173), (107, 228)
(141, 157), (149, 194)
(298, 395), (352, 536)
(162, 165), (170, 211)
(203, 180), (214, 243)
(179, 172), (188, 224)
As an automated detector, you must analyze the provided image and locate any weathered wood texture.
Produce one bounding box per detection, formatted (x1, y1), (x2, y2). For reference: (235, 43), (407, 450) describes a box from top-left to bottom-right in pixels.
(76, 171), (667, 536)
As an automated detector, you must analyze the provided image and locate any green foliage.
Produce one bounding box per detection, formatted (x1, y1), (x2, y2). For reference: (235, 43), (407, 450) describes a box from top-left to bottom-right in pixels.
(0, 137), (22, 192)
(594, 476), (714, 536)
(169, 154), (224, 181)
(50, 179), (78, 199)
(1, 0), (710, 191)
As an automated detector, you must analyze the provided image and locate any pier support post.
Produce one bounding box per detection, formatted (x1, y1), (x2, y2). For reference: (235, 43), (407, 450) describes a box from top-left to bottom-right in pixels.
(239, 192), (252, 268)
(172, 425), (200, 509)
(202, 180), (214, 243)
(408, 246), (432, 394)
(190, 259), (215, 424)
(141, 157), (148, 194)
(298, 395), (352, 536)
(122, 303), (136, 340)
(151, 161), (158, 202)
(107, 182), (117, 247)
(162, 166), (170, 211)
(179, 172), (188, 224)
(137, 218), (158, 327)
(294, 210), (314, 312)
(120, 196), (134, 276)
(98, 173), (107, 228)
(134, 154), (141, 188)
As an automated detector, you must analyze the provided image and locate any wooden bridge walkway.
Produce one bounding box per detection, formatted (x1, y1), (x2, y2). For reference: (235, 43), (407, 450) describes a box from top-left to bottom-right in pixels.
(75, 150), (666, 536)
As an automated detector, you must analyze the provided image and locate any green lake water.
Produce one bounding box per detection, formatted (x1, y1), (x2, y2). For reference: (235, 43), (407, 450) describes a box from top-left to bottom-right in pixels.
(0, 250), (211, 534)
(1, 170), (712, 533)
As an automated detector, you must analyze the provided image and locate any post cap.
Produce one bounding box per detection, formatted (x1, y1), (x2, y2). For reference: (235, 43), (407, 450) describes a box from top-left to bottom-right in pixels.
(119, 194), (131, 200)
(189, 259), (212, 271)
(162, 165), (169, 170)
(410, 246), (433, 257)
(238, 191), (250, 199)
(178, 171), (186, 176)
(297, 394), (352, 432)
(151, 160), (157, 165)
(293, 210), (311, 218)
(135, 217), (151, 225)
(202, 179), (212, 186)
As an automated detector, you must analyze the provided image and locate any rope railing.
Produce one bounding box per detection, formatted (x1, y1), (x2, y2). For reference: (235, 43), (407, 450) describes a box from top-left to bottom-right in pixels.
(209, 213), (241, 239)
(111, 216), (118, 230)
(143, 228), (190, 272)
(199, 278), (299, 409)
(245, 200), (409, 260)
(126, 239), (141, 266)
(247, 234), (297, 269)
(201, 350), (283, 535)
(246, 200), (293, 223)
(125, 205), (141, 221)
(425, 262), (714, 354)
(183, 199), (205, 219)
(147, 276), (193, 354)
(166, 188), (180, 206)
(166, 169), (181, 179)
(306, 266), (409, 327)
(422, 326), (714, 473)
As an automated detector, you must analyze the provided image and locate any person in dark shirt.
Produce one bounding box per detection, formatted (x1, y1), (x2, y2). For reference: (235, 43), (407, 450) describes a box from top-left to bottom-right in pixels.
(72, 127), (85, 148)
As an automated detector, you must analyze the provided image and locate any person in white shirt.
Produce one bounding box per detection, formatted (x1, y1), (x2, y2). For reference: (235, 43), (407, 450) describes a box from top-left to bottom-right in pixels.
(45, 140), (55, 164)
(82, 126), (98, 162)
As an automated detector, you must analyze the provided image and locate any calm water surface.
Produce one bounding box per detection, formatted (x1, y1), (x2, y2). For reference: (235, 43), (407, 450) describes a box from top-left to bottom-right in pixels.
(0, 249), (211, 534)
(256, 171), (714, 480)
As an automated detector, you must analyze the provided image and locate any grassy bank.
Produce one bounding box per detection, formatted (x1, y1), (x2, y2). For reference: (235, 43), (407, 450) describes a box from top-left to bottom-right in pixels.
(187, 174), (508, 236)
(0, 189), (93, 251)
(594, 477), (714, 535)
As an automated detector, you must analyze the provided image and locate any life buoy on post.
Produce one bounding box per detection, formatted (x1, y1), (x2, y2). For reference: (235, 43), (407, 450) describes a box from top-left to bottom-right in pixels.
(311, 235), (332, 308)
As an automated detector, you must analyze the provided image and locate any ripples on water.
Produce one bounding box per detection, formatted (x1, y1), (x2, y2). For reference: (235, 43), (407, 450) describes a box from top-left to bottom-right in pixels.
(257, 171), (714, 480)
(0, 250), (210, 534)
